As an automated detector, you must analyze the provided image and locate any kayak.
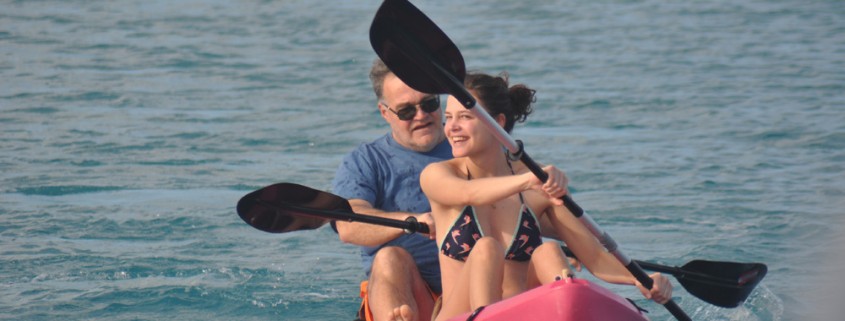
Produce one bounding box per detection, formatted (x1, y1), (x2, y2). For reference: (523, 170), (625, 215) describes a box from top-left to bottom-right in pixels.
(446, 277), (649, 321)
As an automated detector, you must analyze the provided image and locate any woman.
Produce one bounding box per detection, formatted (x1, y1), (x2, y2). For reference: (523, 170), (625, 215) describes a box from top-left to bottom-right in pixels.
(419, 72), (672, 321)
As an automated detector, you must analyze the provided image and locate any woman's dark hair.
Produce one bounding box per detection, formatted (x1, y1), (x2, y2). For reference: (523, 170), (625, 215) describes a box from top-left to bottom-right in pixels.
(463, 71), (535, 133)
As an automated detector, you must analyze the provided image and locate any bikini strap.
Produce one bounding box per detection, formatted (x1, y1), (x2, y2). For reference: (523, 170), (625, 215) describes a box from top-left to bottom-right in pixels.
(505, 158), (526, 205)
(466, 158), (526, 204)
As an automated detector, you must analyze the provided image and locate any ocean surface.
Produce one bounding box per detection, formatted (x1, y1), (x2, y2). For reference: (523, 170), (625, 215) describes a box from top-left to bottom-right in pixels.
(2, 0), (843, 320)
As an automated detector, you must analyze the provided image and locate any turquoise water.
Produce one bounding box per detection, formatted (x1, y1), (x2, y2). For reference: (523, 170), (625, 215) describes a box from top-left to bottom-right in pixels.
(2, 0), (843, 320)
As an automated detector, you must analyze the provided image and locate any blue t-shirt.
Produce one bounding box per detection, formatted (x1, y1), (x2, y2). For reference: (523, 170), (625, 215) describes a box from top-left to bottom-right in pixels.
(332, 133), (452, 293)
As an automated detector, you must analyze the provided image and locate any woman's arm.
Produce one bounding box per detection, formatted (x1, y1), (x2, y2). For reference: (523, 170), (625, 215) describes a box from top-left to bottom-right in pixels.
(420, 161), (536, 208)
(545, 204), (673, 303)
(545, 204), (633, 284)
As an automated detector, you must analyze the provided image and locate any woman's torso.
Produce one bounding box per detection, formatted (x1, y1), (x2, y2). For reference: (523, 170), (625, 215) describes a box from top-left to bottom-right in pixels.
(432, 158), (554, 299)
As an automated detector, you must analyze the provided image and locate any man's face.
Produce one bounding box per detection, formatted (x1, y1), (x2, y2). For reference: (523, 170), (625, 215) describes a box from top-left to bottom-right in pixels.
(379, 74), (445, 152)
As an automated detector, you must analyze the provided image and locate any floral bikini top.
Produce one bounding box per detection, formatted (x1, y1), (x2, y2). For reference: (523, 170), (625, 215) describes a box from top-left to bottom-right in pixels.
(438, 166), (544, 262)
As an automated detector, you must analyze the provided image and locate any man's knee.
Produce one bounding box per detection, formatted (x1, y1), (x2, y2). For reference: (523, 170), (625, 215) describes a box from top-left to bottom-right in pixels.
(371, 246), (417, 281)
(372, 246), (414, 268)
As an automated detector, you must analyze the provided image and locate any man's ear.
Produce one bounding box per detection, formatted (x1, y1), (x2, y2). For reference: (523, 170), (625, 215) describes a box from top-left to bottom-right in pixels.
(378, 102), (390, 120)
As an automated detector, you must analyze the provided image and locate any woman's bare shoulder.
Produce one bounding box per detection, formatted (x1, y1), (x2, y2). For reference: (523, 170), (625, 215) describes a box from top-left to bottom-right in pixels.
(424, 158), (466, 176)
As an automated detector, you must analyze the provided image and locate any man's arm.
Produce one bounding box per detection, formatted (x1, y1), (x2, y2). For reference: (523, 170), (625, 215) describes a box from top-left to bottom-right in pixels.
(335, 198), (434, 246)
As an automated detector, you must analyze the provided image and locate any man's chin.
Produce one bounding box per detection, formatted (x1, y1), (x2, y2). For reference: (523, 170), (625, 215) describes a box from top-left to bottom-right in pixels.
(409, 133), (444, 152)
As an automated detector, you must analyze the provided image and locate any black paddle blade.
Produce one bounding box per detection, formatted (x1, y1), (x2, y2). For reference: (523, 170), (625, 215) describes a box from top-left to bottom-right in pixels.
(369, 0), (475, 106)
(236, 183), (347, 233)
(677, 260), (768, 308)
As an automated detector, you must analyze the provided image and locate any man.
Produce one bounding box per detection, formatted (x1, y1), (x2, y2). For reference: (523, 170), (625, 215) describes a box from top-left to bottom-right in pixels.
(332, 58), (450, 321)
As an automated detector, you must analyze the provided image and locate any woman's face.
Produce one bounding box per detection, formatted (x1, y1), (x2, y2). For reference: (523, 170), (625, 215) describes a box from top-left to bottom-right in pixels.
(444, 95), (502, 158)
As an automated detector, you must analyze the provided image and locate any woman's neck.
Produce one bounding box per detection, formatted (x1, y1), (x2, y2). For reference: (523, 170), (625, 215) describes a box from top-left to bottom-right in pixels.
(465, 147), (511, 178)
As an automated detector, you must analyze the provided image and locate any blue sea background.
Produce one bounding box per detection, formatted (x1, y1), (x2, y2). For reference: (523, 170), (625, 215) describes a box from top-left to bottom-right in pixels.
(2, 0), (843, 320)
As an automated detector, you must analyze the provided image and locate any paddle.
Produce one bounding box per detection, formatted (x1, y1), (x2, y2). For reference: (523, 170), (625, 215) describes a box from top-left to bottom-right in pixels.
(637, 260), (767, 308)
(237, 182), (768, 309)
(236, 182), (429, 234)
(559, 248), (767, 308)
(370, 1), (691, 319)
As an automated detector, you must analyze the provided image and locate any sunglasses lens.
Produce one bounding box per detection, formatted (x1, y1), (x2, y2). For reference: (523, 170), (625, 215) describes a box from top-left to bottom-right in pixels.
(397, 107), (416, 120)
(421, 97), (440, 113)
(392, 96), (440, 121)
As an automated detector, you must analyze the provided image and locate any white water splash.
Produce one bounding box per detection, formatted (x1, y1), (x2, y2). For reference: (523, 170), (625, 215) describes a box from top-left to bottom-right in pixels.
(686, 286), (783, 321)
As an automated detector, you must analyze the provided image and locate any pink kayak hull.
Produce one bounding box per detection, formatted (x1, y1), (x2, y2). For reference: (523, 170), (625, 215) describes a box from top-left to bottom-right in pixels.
(446, 277), (649, 321)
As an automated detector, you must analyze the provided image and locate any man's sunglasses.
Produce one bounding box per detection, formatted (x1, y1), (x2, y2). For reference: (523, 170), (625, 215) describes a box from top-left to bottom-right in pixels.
(380, 96), (440, 121)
